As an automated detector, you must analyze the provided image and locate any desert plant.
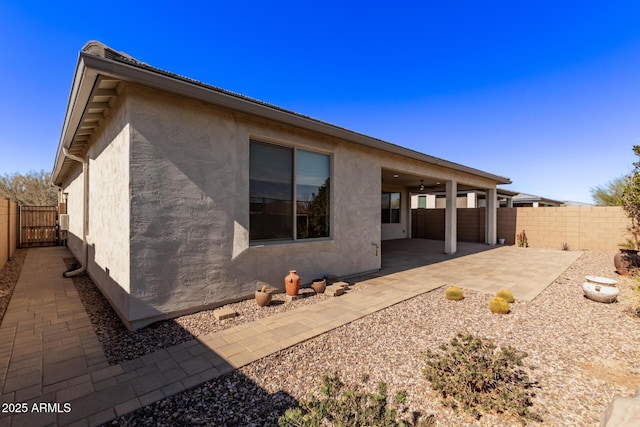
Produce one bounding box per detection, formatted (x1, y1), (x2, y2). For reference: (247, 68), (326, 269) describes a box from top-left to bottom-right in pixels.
(445, 286), (464, 301)
(278, 372), (434, 427)
(516, 230), (528, 248)
(623, 270), (640, 318)
(423, 332), (542, 424)
(489, 297), (510, 314)
(562, 242), (570, 251)
(630, 285), (640, 318)
(621, 146), (640, 249)
(620, 239), (637, 250)
(495, 289), (515, 303)
(591, 175), (626, 206)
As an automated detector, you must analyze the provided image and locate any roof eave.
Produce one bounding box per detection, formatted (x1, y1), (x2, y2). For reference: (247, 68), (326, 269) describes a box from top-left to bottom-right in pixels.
(53, 52), (511, 186)
(51, 56), (100, 185)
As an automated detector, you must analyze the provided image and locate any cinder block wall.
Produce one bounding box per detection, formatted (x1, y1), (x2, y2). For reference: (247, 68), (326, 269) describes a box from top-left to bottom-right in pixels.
(0, 199), (18, 270)
(413, 206), (632, 251)
(513, 206), (631, 251)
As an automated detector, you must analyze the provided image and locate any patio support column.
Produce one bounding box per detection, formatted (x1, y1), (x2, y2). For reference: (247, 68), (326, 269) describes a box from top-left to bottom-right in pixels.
(445, 179), (457, 254)
(485, 187), (497, 245)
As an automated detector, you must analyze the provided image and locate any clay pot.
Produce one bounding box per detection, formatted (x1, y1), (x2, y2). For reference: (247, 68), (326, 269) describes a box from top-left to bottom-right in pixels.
(255, 289), (272, 307)
(285, 270), (301, 296)
(311, 279), (326, 294)
(614, 249), (640, 275)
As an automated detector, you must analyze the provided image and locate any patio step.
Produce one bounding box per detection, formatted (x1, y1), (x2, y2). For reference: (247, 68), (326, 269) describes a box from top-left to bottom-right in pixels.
(325, 283), (348, 297)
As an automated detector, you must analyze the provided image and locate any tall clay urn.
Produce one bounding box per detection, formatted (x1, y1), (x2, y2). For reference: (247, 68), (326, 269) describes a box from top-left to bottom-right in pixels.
(285, 270), (301, 296)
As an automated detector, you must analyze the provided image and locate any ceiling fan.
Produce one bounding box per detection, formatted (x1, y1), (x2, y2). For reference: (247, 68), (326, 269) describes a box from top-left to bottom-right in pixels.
(418, 179), (441, 192)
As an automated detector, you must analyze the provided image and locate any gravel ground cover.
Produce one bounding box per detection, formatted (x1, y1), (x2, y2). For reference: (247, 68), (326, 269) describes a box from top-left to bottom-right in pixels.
(0, 249), (27, 324)
(108, 251), (640, 426)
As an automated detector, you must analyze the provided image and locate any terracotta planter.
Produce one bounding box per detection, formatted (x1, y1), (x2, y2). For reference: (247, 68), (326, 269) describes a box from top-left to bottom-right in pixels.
(614, 249), (640, 275)
(285, 270), (301, 296)
(255, 290), (272, 307)
(311, 279), (326, 294)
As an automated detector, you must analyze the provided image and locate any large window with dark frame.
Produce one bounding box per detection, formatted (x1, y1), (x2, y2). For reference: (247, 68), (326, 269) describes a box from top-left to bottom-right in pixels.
(381, 191), (401, 223)
(250, 141), (330, 241)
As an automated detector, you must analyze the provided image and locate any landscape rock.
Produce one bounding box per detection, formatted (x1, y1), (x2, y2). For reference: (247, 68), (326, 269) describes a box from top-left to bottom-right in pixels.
(213, 307), (238, 321)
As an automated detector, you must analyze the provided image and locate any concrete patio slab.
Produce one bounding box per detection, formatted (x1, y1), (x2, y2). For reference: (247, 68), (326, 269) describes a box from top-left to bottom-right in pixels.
(374, 239), (583, 301)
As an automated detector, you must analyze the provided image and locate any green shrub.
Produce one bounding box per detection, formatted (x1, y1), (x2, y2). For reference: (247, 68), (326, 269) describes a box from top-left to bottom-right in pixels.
(496, 289), (515, 303)
(423, 332), (542, 424)
(278, 372), (434, 427)
(489, 297), (511, 314)
(445, 286), (464, 301)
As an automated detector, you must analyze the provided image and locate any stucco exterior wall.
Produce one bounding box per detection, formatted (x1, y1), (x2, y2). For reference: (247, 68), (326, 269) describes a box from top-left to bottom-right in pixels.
(381, 184), (410, 240)
(125, 85), (385, 327)
(65, 171), (84, 257)
(61, 94), (131, 325)
(86, 122), (131, 296)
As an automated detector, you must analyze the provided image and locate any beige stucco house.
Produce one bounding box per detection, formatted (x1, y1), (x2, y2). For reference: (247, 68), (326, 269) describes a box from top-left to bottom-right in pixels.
(51, 41), (511, 330)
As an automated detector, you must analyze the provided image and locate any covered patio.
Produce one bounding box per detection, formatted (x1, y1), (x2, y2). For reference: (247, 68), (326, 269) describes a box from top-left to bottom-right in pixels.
(380, 168), (507, 254)
(361, 239), (584, 301)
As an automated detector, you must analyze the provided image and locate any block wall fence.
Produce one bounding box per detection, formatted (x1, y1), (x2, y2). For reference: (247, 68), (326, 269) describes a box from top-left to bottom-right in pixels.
(412, 206), (632, 252)
(0, 199), (18, 271)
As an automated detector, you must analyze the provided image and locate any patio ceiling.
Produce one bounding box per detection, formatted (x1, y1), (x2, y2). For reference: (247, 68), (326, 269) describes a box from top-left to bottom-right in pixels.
(381, 168), (482, 193)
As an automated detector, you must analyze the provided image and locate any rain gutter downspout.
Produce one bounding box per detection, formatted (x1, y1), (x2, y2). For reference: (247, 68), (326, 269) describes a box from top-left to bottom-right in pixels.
(62, 147), (88, 277)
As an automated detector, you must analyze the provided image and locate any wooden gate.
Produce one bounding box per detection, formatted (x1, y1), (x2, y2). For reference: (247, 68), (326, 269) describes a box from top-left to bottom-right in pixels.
(20, 206), (58, 247)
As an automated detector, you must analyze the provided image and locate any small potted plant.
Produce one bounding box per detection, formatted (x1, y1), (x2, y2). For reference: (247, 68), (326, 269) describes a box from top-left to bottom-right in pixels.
(255, 283), (272, 307)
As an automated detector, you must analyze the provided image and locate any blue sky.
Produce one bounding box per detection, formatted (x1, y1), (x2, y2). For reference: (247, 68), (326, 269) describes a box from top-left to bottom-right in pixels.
(1, 1), (639, 204)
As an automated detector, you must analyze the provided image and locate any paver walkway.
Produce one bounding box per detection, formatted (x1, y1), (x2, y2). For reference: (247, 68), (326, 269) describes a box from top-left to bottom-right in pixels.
(0, 243), (582, 426)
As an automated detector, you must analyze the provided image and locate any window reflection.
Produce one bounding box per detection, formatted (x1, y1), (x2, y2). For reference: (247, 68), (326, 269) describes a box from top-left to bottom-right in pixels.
(296, 150), (330, 239)
(250, 142), (330, 241)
